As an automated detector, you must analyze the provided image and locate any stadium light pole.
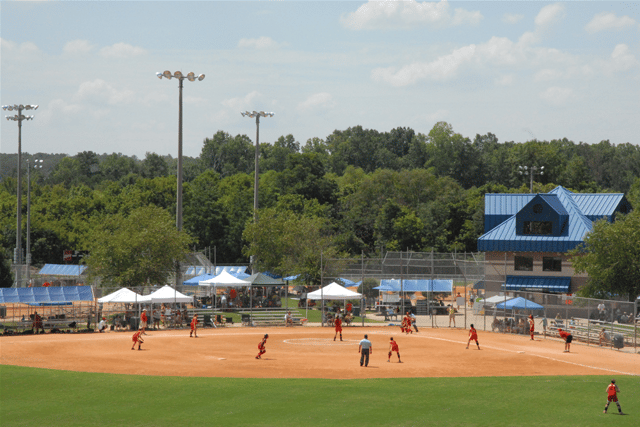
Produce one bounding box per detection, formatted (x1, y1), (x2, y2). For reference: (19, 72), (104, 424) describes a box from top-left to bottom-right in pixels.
(518, 165), (544, 193)
(156, 71), (205, 287)
(241, 110), (274, 273)
(3, 104), (38, 287)
(26, 158), (44, 286)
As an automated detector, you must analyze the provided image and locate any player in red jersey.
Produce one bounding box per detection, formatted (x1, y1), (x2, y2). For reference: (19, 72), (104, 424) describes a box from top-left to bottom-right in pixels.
(388, 337), (402, 362)
(140, 309), (148, 335)
(131, 329), (144, 350)
(558, 328), (572, 352)
(604, 379), (624, 414)
(256, 334), (268, 359)
(190, 314), (198, 337)
(528, 315), (535, 340)
(466, 324), (480, 350)
(334, 315), (343, 341)
(402, 312), (413, 334)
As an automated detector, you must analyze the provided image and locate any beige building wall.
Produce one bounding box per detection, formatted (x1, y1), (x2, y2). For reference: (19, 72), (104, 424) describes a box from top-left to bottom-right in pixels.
(484, 251), (588, 295)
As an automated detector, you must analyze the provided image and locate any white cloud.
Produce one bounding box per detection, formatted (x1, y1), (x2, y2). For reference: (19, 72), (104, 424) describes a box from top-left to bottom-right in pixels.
(1, 38), (40, 55)
(63, 40), (95, 55)
(298, 92), (335, 112)
(237, 36), (280, 49)
(341, 0), (482, 30)
(610, 44), (638, 72)
(534, 3), (565, 28)
(99, 42), (146, 59)
(540, 86), (572, 105)
(73, 79), (136, 105)
(503, 13), (523, 25)
(534, 68), (563, 82)
(495, 74), (514, 86)
(585, 12), (637, 34)
(222, 91), (262, 112)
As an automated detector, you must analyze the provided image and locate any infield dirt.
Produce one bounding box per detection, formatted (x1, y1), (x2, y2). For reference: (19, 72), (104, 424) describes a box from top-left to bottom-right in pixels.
(1, 326), (638, 379)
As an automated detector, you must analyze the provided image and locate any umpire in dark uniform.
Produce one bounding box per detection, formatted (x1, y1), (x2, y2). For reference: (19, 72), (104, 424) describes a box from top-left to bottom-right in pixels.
(359, 334), (372, 367)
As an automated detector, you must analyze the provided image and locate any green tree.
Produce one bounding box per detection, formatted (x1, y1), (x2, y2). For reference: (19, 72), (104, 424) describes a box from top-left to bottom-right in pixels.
(242, 208), (343, 284)
(84, 205), (193, 288)
(0, 247), (13, 288)
(569, 210), (640, 301)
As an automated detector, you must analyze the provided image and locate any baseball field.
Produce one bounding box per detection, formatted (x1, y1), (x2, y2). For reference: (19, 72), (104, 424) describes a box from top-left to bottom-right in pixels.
(1, 325), (638, 426)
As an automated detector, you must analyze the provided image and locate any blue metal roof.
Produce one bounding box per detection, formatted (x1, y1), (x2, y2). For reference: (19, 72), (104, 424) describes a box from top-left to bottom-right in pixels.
(184, 266), (250, 276)
(505, 276), (571, 293)
(571, 193), (630, 221)
(0, 286), (94, 303)
(479, 186), (600, 252)
(38, 264), (88, 276)
(375, 279), (452, 293)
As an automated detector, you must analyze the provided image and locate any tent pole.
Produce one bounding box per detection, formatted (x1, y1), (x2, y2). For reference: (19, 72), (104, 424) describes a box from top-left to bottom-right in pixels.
(320, 250), (324, 327)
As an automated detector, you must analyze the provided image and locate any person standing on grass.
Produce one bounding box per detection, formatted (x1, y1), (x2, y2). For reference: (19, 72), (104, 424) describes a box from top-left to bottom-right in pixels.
(359, 334), (372, 367)
(388, 337), (401, 363)
(604, 379), (624, 415)
(256, 334), (268, 359)
(190, 314), (198, 338)
(334, 314), (343, 341)
(466, 324), (480, 350)
(558, 328), (572, 352)
(131, 328), (144, 350)
(528, 315), (535, 340)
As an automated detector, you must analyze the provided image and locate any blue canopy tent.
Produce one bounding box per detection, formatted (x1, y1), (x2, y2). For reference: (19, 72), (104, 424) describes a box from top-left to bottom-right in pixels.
(183, 273), (216, 286)
(495, 297), (544, 311)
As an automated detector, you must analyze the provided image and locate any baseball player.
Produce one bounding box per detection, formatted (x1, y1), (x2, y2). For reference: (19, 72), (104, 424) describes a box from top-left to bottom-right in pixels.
(190, 314), (198, 338)
(558, 328), (572, 352)
(401, 312), (413, 334)
(131, 328), (144, 350)
(603, 379), (624, 414)
(528, 315), (535, 340)
(334, 314), (343, 341)
(388, 337), (401, 363)
(140, 309), (148, 335)
(256, 334), (268, 359)
(466, 324), (480, 350)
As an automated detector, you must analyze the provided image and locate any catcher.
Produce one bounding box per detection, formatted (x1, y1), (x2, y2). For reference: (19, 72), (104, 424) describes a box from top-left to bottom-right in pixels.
(131, 328), (144, 350)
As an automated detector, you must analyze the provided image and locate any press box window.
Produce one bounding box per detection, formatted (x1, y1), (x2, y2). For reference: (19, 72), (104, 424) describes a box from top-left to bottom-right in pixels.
(514, 256), (533, 271)
(543, 257), (562, 272)
(523, 221), (553, 235)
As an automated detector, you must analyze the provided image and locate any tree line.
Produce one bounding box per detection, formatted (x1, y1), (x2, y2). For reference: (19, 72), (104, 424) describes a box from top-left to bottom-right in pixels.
(1, 122), (639, 288)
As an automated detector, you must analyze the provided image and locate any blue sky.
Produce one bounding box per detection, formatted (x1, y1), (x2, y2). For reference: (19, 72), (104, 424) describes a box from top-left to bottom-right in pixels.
(2, 1), (639, 159)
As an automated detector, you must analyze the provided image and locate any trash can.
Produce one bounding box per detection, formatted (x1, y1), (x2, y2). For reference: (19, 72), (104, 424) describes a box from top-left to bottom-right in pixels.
(352, 307), (361, 317)
(204, 314), (212, 327)
(612, 333), (624, 349)
(0, 306), (6, 318)
(129, 316), (140, 330)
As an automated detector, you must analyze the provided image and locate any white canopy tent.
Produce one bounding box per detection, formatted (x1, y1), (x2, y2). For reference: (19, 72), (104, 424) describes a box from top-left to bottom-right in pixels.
(480, 295), (514, 307)
(146, 285), (193, 304)
(199, 271), (251, 287)
(306, 282), (364, 325)
(98, 288), (151, 304)
(307, 282), (362, 300)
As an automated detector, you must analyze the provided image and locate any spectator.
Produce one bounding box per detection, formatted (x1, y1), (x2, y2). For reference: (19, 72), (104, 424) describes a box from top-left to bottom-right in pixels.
(285, 310), (293, 327)
(98, 317), (108, 333)
(33, 311), (44, 334)
(152, 309), (161, 330)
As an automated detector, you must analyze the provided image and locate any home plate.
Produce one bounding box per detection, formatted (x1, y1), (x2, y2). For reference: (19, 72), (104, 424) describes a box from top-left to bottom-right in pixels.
(517, 351), (525, 354)
(218, 358), (226, 360)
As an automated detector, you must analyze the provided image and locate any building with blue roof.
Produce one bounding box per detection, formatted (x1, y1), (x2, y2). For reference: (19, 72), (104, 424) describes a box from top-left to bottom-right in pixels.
(478, 186), (632, 294)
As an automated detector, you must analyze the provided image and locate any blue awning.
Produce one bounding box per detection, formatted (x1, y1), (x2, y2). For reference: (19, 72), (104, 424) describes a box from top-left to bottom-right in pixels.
(374, 279), (452, 293)
(505, 276), (571, 293)
(0, 286), (94, 304)
(37, 264), (87, 276)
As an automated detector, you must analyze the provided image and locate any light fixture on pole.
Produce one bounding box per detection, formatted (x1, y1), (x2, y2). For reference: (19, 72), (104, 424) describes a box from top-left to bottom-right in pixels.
(241, 110), (275, 273)
(3, 104), (38, 287)
(518, 165), (544, 193)
(26, 158), (44, 286)
(156, 71), (205, 287)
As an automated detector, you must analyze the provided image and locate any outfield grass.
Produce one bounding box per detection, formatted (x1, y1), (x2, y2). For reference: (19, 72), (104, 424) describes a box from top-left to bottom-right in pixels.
(1, 365), (637, 426)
